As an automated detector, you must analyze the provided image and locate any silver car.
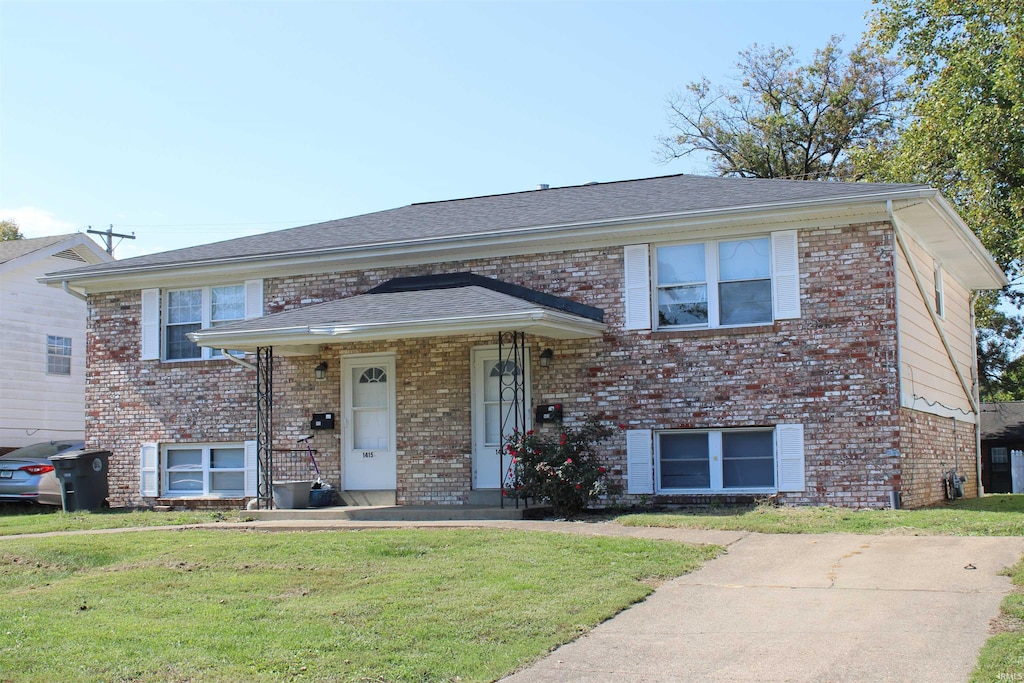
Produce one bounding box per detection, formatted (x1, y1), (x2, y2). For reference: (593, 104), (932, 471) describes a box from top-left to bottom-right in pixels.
(0, 441), (85, 505)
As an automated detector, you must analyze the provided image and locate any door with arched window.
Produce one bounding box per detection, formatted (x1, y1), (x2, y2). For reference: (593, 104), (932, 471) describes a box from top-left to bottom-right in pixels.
(342, 354), (397, 490)
(471, 347), (531, 489)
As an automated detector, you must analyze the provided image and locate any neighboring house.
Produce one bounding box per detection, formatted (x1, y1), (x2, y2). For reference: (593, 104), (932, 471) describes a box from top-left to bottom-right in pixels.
(42, 175), (1006, 510)
(0, 234), (113, 450)
(980, 402), (1024, 494)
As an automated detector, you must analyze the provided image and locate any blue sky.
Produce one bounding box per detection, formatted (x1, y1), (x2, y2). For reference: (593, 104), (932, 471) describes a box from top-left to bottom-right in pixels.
(1, 0), (875, 259)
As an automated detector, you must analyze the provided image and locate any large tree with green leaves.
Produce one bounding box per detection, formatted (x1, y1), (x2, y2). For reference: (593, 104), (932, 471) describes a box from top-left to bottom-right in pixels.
(656, 35), (908, 180)
(0, 219), (24, 241)
(858, 0), (1024, 400)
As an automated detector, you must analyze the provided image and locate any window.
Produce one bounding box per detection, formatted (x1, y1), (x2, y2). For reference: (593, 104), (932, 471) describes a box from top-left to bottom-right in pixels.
(164, 285), (245, 360)
(164, 444), (246, 496)
(656, 237), (772, 328)
(991, 447), (1009, 472)
(46, 335), (71, 375)
(657, 428), (776, 492)
(934, 263), (945, 318)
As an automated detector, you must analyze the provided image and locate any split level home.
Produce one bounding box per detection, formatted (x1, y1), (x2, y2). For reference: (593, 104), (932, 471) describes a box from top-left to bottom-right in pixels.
(41, 175), (1007, 510)
(1, 233), (112, 450)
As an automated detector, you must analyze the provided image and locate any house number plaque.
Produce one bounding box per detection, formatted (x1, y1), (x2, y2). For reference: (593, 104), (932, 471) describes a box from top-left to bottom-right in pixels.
(362, 452), (375, 459)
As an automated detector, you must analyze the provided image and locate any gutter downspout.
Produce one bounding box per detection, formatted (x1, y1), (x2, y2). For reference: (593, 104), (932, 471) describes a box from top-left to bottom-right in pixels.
(220, 352), (256, 371)
(62, 281), (87, 302)
(971, 291), (983, 496)
(887, 200), (979, 415)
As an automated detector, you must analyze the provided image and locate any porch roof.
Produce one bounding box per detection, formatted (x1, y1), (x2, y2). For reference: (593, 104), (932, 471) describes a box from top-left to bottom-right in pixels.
(188, 275), (606, 353)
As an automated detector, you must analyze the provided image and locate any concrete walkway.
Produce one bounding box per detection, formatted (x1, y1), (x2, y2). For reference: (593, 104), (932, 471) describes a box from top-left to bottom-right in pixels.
(4, 519), (1021, 681)
(499, 530), (1024, 683)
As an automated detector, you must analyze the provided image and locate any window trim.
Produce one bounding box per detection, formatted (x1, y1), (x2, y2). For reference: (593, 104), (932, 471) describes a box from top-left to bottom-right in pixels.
(45, 334), (72, 376)
(655, 427), (778, 494)
(162, 443), (247, 497)
(654, 236), (775, 331)
(162, 284), (245, 362)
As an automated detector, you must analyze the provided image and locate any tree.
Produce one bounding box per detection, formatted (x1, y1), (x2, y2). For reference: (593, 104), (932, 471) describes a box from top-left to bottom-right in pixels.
(0, 219), (24, 241)
(656, 35), (908, 180)
(858, 0), (1024, 398)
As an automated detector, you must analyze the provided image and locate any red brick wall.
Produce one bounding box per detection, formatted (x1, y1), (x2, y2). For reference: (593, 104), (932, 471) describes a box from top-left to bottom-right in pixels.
(898, 408), (978, 508)
(88, 221), (919, 509)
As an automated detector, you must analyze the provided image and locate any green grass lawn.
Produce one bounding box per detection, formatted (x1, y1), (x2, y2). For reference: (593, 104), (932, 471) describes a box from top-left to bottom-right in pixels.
(0, 505), (239, 536)
(0, 528), (719, 683)
(615, 494), (1024, 536)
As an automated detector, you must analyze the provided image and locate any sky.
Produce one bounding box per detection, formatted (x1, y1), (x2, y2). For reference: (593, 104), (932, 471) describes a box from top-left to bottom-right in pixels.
(1, 0), (876, 260)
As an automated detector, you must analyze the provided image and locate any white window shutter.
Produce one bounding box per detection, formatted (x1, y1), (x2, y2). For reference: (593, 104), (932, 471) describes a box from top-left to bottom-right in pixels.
(771, 230), (801, 320)
(244, 279), (263, 319)
(140, 289), (161, 360)
(775, 424), (805, 492)
(140, 443), (159, 497)
(626, 429), (654, 494)
(623, 244), (652, 330)
(244, 440), (258, 497)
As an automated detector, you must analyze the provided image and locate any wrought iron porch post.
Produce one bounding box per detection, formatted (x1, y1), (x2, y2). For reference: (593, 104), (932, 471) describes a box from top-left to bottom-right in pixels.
(497, 331), (527, 508)
(256, 346), (274, 509)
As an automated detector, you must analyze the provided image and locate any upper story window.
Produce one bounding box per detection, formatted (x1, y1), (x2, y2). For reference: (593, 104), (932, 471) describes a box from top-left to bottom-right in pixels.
(161, 285), (247, 361)
(623, 230), (799, 332)
(46, 335), (72, 375)
(656, 237), (773, 328)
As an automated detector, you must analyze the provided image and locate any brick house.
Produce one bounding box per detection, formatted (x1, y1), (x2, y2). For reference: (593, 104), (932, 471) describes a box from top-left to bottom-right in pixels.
(42, 175), (1006, 510)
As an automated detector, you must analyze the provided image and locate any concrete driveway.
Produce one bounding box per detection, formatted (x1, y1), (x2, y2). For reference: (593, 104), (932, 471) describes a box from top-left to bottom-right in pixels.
(500, 531), (1024, 683)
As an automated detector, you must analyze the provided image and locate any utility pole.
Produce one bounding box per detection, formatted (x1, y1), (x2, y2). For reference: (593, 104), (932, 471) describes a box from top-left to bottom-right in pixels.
(87, 224), (135, 256)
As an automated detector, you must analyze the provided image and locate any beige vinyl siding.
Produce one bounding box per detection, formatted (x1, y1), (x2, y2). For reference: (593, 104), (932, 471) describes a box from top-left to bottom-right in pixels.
(896, 232), (975, 420)
(0, 253), (89, 447)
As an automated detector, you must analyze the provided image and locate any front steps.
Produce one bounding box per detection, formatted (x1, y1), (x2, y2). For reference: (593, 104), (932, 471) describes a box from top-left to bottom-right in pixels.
(245, 504), (549, 522)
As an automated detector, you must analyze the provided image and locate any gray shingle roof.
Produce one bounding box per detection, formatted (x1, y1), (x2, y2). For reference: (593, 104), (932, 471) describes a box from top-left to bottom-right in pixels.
(981, 402), (1024, 442)
(49, 174), (929, 277)
(0, 234), (83, 264)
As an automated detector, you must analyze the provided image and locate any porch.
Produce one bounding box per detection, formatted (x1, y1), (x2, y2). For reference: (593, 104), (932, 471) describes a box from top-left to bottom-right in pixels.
(187, 273), (607, 510)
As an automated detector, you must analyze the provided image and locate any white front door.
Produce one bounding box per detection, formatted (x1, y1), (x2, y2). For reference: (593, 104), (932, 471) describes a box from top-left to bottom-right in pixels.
(471, 347), (530, 489)
(342, 354), (397, 490)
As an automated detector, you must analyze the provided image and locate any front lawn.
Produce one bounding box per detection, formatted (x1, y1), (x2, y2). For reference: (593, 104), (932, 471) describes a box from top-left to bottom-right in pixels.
(616, 494), (1024, 536)
(0, 505), (239, 536)
(0, 528), (719, 682)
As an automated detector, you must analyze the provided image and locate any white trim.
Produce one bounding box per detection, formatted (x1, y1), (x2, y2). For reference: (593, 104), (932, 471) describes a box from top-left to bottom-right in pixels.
(140, 443), (159, 497)
(49, 186), (985, 292)
(626, 429), (654, 494)
(623, 244), (652, 330)
(775, 424), (805, 492)
(190, 308), (606, 351)
(470, 346), (532, 489)
(244, 440), (258, 497)
(140, 289), (160, 360)
(341, 353), (398, 490)
(161, 442), (249, 498)
(244, 279), (263, 319)
(771, 230), (801, 319)
(654, 427), (788, 494)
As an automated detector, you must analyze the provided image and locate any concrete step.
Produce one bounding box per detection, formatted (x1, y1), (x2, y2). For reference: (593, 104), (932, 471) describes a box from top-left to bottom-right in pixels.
(245, 504), (550, 522)
(336, 490), (396, 506)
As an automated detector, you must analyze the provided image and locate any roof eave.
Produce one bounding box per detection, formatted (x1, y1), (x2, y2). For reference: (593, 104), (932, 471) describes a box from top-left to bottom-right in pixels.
(41, 187), (938, 290)
(188, 310), (607, 351)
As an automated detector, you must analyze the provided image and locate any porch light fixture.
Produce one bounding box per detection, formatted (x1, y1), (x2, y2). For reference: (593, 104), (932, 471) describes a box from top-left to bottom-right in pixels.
(539, 348), (554, 368)
(314, 361), (328, 380)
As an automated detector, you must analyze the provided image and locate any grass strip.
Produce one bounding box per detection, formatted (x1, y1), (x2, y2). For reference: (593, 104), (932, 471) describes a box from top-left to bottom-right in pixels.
(616, 494), (1024, 536)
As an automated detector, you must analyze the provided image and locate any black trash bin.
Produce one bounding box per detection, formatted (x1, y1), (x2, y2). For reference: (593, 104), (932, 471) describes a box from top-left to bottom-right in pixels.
(49, 450), (111, 511)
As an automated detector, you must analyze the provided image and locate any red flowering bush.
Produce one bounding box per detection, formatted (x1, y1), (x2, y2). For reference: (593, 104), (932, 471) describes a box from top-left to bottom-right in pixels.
(504, 415), (618, 517)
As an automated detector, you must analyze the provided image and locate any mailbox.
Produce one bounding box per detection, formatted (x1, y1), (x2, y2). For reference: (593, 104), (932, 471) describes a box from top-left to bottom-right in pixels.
(310, 413), (335, 430)
(534, 403), (563, 423)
